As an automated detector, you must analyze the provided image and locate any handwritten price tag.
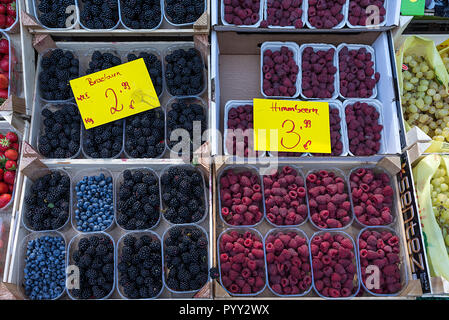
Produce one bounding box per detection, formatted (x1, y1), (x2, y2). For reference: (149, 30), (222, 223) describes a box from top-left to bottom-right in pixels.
(70, 58), (160, 129)
(437, 38), (449, 51)
(253, 98), (331, 153)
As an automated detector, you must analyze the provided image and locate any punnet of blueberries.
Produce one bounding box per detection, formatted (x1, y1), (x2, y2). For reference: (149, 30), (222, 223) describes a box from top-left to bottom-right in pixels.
(38, 104), (81, 159)
(118, 233), (163, 298)
(79, 0), (119, 29)
(83, 120), (123, 158)
(125, 108), (165, 159)
(116, 169), (161, 230)
(37, 0), (76, 29)
(165, 0), (205, 25)
(164, 225), (209, 292)
(127, 51), (163, 96)
(70, 234), (115, 299)
(24, 170), (70, 231)
(74, 172), (114, 232)
(161, 166), (206, 224)
(166, 98), (207, 157)
(165, 48), (204, 96)
(23, 235), (66, 300)
(39, 49), (79, 101)
(120, 0), (162, 29)
(86, 51), (122, 75)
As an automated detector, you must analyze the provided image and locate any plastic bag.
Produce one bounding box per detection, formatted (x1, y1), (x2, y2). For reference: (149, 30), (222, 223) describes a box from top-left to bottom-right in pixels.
(413, 154), (449, 280)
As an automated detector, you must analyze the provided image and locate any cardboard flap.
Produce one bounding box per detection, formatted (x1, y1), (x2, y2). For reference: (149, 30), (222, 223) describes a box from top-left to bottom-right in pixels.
(193, 141), (211, 175)
(193, 11), (209, 33)
(193, 281), (212, 298)
(431, 276), (449, 295)
(0, 96), (26, 114)
(213, 279), (231, 298)
(32, 35), (57, 54)
(21, 11), (41, 28)
(401, 279), (424, 297)
(20, 142), (50, 181)
(0, 282), (24, 300)
(378, 156), (402, 176)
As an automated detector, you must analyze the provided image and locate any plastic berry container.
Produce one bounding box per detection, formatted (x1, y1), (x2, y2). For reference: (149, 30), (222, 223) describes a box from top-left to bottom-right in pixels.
(76, 0), (121, 31)
(304, 0), (348, 30)
(66, 231), (116, 300)
(119, 0), (164, 30)
(81, 119), (125, 159)
(0, 0), (18, 32)
(346, 0), (388, 28)
(263, 228), (312, 297)
(263, 165), (310, 228)
(357, 226), (408, 297)
(162, 224), (210, 294)
(36, 48), (79, 104)
(116, 230), (164, 299)
(298, 43), (339, 100)
(163, 44), (207, 98)
(218, 165), (266, 228)
(260, 41), (301, 99)
(343, 99), (386, 156)
(22, 169), (72, 232)
(114, 168), (162, 231)
(217, 228), (267, 296)
(0, 32), (12, 98)
(0, 124), (21, 212)
(337, 43), (378, 100)
(305, 168), (354, 231)
(33, 0), (80, 30)
(263, 0), (306, 29)
(124, 47), (165, 99)
(159, 164), (208, 225)
(164, 0), (206, 26)
(223, 100), (266, 158)
(310, 230), (360, 299)
(123, 108), (166, 159)
(220, 0), (263, 27)
(71, 168), (116, 233)
(309, 100), (349, 157)
(348, 166), (397, 228)
(37, 103), (82, 159)
(17, 231), (67, 300)
(165, 96), (207, 158)
(81, 47), (122, 77)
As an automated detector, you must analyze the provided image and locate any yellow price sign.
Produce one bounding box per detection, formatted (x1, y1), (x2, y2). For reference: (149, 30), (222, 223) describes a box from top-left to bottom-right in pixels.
(253, 98), (331, 153)
(437, 38), (449, 52)
(70, 58), (160, 129)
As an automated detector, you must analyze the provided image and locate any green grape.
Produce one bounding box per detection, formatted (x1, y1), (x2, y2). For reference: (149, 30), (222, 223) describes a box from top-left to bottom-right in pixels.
(410, 77), (419, 84)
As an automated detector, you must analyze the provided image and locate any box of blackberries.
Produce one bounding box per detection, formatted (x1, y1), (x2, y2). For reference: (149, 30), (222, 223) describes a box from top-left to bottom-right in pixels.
(26, 0), (208, 33)
(213, 0), (401, 31)
(8, 162), (213, 299)
(210, 30), (404, 157)
(214, 159), (412, 299)
(29, 41), (210, 161)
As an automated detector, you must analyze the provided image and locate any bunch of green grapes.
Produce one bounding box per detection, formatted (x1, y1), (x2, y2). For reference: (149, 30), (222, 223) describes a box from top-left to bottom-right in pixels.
(402, 53), (449, 142)
(430, 163), (449, 252)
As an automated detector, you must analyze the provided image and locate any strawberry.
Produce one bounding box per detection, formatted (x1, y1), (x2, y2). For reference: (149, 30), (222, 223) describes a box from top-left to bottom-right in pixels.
(0, 168), (4, 181)
(0, 15), (5, 29)
(0, 5), (5, 15)
(0, 56), (8, 72)
(5, 15), (14, 27)
(8, 183), (12, 192)
(4, 160), (15, 171)
(5, 131), (16, 142)
(0, 88), (7, 99)
(11, 142), (18, 151)
(5, 148), (16, 160)
(0, 193), (11, 208)
(3, 170), (14, 184)
(0, 181), (8, 193)
(6, 2), (15, 17)
(0, 39), (7, 55)
(0, 137), (10, 152)
(0, 73), (8, 89)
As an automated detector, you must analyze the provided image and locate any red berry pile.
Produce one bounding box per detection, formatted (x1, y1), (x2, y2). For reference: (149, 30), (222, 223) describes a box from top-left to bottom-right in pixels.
(307, 0), (346, 29)
(311, 107), (343, 156)
(220, 168), (264, 226)
(262, 0), (304, 28)
(264, 166), (308, 226)
(350, 168), (394, 226)
(0, 1), (15, 30)
(345, 101), (383, 156)
(219, 230), (266, 295)
(339, 46), (380, 98)
(348, 0), (386, 27)
(265, 231), (311, 295)
(0, 131), (18, 208)
(225, 104), (260, 157)
(0, 37), (9, 101)
(301, 46), (337, 99)
(358, 229), (402, 295)
(311, 232), (358, 298)
(307, 170), (352, 229)
(262, 46), (299, 97)
(223, 0), (261, 26)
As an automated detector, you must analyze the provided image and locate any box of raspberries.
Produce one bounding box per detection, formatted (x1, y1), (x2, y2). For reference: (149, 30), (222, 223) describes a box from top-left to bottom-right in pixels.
(215, 162), (409, 299)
